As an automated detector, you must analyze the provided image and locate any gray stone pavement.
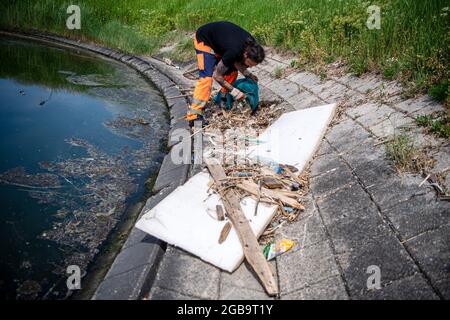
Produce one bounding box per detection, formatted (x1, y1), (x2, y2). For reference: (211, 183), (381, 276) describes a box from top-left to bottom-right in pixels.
(146, 50), (449, 300)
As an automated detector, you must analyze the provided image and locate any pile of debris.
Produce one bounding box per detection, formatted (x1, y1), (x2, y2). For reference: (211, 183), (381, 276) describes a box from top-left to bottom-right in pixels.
(201, 99), (309, 244)
(204, 99), (284, 131)
(208, 163), (309, 245)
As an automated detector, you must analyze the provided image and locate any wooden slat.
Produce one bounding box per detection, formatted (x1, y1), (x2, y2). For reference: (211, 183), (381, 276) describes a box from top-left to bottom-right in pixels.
(218, 222), (232, 244)
(216, 205), (225, 221)
(205, 158), (279, 296)
(236, 180), (305, 210)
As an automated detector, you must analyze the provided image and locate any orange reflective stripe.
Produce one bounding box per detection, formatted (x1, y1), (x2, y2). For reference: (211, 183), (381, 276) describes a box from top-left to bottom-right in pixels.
(197, 53), (205, 70)
(193, 77), (213, 102)
(194, 34), (214, 54)
(186, 113), (198, 121)
(191, 103), (205, 110)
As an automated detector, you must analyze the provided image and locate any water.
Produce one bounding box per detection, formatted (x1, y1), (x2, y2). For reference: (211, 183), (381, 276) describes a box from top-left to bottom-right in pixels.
(0, 35), (169, 299)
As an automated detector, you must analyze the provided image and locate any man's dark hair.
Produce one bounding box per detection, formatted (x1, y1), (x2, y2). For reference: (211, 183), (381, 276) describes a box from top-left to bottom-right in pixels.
(244, 37), (265, 63)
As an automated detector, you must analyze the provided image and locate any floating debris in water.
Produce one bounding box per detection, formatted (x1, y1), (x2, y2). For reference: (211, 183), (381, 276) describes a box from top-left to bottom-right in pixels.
(0, 112), (168, 292)
(0, 167), (61, 189)
(16, 280), (41, 300)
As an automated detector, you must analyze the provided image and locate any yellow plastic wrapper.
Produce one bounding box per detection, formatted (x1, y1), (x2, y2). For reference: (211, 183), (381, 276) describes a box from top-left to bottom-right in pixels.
(263, 239), (295, 260)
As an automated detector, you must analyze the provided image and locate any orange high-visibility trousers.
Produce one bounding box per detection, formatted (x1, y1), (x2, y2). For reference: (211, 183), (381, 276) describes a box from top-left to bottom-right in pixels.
(186, 35), (238, 121)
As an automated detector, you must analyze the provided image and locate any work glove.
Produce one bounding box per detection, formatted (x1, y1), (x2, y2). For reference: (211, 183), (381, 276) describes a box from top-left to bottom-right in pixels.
(230, 87), (246, 101)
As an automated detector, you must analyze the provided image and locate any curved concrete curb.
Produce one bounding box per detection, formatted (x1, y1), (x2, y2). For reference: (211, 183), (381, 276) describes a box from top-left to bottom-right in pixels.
(0, 30), (191, 300)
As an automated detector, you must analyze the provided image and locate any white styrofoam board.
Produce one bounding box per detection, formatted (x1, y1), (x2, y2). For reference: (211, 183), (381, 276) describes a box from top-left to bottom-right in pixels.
(247, 103), (337, 173)
(135, 171), (278, 272)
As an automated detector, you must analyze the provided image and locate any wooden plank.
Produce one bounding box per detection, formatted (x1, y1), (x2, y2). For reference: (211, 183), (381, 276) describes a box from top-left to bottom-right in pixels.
(236, 180), (305, 210)
(218, 222), (232, 244)
(216, 205), (225, 221)
(205, 158), (279, 296)
(261, 177), (283, 189)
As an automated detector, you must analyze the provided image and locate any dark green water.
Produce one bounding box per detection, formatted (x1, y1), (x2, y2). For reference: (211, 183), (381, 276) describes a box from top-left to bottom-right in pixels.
(0, 35), (169, 299)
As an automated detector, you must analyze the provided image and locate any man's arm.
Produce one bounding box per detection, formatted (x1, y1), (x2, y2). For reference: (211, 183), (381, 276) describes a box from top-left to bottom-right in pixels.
(212, 61), (234, 92)
(234, 62), (258, 82)
(213, 61), (245, 100)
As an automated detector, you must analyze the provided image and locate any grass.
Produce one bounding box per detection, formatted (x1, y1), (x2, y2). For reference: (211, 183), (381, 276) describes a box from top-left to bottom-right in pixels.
(163, 34), (195, 63)
(0, 0), (449, 102)
(272, 66), (284, 79)
(415, 114), (450, 138)
(385, 133), (430, 173)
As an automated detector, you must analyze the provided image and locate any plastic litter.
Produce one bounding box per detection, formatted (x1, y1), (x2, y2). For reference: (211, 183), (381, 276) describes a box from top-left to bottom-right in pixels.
(263, 239), (295, 260)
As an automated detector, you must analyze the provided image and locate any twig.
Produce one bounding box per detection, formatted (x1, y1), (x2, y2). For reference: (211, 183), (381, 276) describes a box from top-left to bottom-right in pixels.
(419, 174), (431, 187)
(254, 180), (262, 216)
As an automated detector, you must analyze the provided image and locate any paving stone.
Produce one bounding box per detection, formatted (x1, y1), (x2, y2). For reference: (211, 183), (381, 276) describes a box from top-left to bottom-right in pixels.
(309, 80), (336, 96)
(327, 207), (392, 254)
(310, 161), (356, 195)
(166, 95), (186, 109)
(290, 93), (323, 110)
(278, 240), (340, 294)
(325, 118), (372, 153)
(121, 227), (154, 251)
(429, 144), (450, 173)
(370, 80), (404, 102)
(267, 78), (299, 99)
(110, 51), (125, 61)
(104, 239), (164, 279)
(281, 275), (348, 300)
(259, 85), (282, 102)
(394, 95), (435, 114)
(93, 263), (158, 300)
(152, 152), (189, 192)
(315, 138), (334, 157)
(335, 74), (362, 87)
(278, 210), (328, 250)
(347, 74), (382, 94)
(257, 71), (273, 86)
(411, 100), (447, 117)
(320, 84), (352, 104)
(369, 113), (415, 138)
(339, 138), (387, 170)
(383, 191), (449, 241)
(340, 91), (368, 108)
(258, 59), (281, 73)
(352, 158), (396, 186)
(404, 126), (444, 149)
(355, 161), (428, 209)
(347, 103), (397, 128)
(309, 152), (342, 177)
(353, 75), (384, 94)
(153, 249), (220, 299)
(219, 284), (274, 300)
(268, 53), (295, 66)
(435, 277), (450, 299)
(337, 232), (418, 297)
(287, 71), (321, 89)
(277, 100), (296, 112)
(316, 183), (378, 225)
(285, 89), (312, 105)
(220, 260), (276, 293)
(403, 226), (450, 288)
(149, 287), (200, 300)
(170, 100), (188, 122)
(357, 273), (438, 300)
